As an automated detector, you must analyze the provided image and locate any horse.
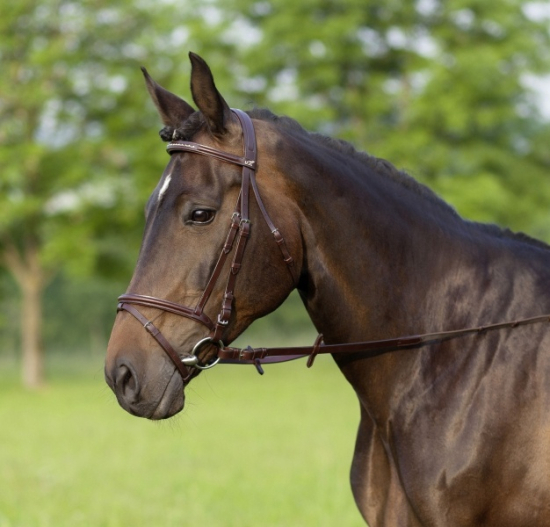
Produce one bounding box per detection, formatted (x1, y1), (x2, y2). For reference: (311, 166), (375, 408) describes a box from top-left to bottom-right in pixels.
(105, 52), (550, 526)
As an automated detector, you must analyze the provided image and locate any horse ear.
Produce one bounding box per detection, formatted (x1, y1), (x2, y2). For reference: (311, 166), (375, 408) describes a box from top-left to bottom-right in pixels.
(141, 67), (195, 128)
(188, 52), (235, 137)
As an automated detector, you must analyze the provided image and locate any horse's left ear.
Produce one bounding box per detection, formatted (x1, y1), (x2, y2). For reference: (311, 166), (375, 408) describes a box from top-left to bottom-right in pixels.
(188, 52), (236, 137)
(141, 67), (195, 128)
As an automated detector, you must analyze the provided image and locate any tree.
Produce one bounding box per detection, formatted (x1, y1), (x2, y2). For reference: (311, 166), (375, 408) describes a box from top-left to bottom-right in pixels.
(226, 0), (550, 239)
(0, 0), (244, 387)
(3, 0), (550, 386)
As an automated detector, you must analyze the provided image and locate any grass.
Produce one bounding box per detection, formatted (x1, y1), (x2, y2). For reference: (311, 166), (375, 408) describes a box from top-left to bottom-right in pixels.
(0, 353), (365, 526)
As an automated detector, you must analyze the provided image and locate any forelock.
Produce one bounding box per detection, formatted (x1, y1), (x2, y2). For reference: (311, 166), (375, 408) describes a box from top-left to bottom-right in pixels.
(158, 111), (205, 142)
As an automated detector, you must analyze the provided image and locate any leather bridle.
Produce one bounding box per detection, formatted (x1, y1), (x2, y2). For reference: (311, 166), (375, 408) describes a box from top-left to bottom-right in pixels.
(118, 108), (550, 383)
(118, 109), (300, 381)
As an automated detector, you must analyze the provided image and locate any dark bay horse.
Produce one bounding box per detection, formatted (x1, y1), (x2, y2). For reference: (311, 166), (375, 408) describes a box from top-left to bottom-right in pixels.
(105, 53), (550, 526)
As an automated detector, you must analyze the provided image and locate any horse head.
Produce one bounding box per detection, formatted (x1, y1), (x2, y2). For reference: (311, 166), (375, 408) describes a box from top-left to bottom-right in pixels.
(105, 53), (302, 419)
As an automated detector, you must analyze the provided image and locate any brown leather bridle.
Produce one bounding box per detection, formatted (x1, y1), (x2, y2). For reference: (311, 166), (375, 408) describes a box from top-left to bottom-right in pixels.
(118, 109), (300, 381)
(118, 109), (550, 383)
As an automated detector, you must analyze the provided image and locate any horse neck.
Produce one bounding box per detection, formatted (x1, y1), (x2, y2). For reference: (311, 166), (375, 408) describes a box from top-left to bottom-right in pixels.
(289, 139), (550, 347)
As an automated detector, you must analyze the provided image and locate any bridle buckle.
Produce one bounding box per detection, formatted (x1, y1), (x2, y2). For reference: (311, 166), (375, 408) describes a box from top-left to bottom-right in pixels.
(217, 314), (230, 326)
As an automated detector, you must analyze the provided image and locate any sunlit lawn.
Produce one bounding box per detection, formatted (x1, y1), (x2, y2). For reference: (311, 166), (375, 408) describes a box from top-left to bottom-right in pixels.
(0, 352), (364, 526)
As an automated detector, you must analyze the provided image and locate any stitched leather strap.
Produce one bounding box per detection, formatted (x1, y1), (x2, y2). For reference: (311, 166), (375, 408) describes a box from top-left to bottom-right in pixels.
(118, 294), (216, 331)
(195, 202), (242, 313)
(118, 302), (193, 381)
(166, 142), (255, 169)
(249, 169), (299, 283)
(216, 313), (550, 364)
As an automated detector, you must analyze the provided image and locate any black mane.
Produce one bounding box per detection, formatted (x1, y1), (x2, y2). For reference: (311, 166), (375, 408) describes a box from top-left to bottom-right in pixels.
(248, 109), (550, 252)
(248, 108), (459, 215)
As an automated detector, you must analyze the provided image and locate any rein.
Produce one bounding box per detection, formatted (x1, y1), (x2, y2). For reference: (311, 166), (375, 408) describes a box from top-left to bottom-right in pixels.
(118, 109), (550, 381)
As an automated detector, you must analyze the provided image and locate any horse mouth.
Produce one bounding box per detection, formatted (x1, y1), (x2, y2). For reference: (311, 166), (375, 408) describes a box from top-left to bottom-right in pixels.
(105, 351), (190, 420)
(148, 370), (185, 420)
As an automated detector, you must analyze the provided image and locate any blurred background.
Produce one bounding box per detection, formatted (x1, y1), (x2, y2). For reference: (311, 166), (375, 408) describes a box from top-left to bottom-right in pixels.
(1, 0), (550, 525)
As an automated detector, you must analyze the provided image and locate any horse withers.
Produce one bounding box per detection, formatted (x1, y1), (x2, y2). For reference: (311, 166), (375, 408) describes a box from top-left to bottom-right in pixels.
(105, 53), (550, 526)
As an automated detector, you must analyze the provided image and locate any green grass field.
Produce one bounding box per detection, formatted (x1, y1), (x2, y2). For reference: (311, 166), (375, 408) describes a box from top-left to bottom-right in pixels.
(0, 353), (365, 526)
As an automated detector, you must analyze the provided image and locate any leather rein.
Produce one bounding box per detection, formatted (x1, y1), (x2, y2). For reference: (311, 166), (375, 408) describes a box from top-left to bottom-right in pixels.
(118, 109), (550, 382)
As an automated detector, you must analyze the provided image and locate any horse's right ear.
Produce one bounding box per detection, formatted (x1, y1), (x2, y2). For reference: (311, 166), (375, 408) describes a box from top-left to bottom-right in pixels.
(141, 67), (195, 128)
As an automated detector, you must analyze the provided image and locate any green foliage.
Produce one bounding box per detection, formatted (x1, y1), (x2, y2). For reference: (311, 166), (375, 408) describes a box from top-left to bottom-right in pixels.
(0, 0), (247, 281)
(0, 0), (247, 370)
(227, 0), (550, 238)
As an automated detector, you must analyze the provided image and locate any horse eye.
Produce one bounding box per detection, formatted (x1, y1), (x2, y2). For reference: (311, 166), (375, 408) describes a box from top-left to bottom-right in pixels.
(190, 209), (215, 224)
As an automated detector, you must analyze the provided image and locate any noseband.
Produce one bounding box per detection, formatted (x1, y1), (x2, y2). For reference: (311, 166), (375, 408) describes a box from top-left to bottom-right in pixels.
(117, 109), (298, 381)
(118, 109), (550, 383)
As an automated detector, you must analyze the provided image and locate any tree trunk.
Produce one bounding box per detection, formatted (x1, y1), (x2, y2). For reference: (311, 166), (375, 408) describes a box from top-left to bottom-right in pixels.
(2, 238), (47, 389)
(21, 273), (45, 388)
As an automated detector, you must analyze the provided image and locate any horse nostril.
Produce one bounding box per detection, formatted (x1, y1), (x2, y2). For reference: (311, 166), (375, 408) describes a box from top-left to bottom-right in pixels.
(116, 363), (140, 403)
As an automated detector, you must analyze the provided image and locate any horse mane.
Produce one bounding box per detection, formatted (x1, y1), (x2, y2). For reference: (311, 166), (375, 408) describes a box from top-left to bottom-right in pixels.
(158, 108), (550, 252)
(248, 109), (459, 215)
(247, 109), (550, 252)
